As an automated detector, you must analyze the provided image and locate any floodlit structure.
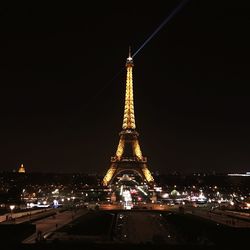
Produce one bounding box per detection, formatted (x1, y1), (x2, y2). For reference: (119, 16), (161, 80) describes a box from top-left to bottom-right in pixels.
(103, 49), (154, 186)
(18, 163), (26, 173)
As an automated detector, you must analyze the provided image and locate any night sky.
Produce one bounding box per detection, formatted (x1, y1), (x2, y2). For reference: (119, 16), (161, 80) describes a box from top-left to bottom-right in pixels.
(1, 1), (250, 174)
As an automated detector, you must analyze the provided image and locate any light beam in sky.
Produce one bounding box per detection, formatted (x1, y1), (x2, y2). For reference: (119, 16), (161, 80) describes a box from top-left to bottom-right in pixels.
(132, 0), (190, 58)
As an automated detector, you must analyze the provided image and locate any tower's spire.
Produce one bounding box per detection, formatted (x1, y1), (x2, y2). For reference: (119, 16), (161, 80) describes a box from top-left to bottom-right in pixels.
(128, 46), (131, 58)
(122, 47), (136, 129)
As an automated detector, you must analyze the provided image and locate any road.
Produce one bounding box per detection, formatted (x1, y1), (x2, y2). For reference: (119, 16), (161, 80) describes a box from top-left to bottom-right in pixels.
(114, 212), (177, 244)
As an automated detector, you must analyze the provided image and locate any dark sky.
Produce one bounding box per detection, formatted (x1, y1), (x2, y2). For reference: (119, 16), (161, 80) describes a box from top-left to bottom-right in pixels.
(1, 1), (250, 174)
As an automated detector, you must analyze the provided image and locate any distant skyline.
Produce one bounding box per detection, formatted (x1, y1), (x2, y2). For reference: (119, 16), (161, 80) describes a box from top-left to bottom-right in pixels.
(1, 1), (250, 174)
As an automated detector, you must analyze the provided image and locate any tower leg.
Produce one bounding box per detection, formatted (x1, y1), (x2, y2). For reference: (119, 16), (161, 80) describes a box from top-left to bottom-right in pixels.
(103, 163), (117, 186)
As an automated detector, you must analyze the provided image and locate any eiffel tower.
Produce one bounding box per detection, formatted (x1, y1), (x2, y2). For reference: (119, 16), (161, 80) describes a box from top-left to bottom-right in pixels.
(103, 49), (154, 186)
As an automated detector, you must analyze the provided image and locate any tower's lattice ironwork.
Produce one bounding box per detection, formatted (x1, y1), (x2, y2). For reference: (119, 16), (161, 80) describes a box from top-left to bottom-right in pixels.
(103, 49), (154, 186)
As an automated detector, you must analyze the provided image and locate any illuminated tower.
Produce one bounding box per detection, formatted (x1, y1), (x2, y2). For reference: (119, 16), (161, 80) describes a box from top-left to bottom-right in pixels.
(18, 163), (26, 173)
(103, 49), (154, 186)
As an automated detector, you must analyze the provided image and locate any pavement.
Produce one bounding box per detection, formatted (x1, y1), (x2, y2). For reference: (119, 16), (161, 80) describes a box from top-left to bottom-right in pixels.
(114, 212), (177, 244)
(0, 208), (53, 223)
(184, 207), (250, 228)
(2, 209), (56, 225)
(22, 209), (88, 244)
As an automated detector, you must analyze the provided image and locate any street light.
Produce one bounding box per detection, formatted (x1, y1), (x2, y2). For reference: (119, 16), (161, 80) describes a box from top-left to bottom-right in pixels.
(10, 205), (15, 222)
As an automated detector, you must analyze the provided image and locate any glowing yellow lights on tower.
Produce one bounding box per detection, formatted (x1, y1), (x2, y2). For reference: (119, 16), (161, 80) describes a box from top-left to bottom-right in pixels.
(18, 163), (26, 173)
(116, 138), (125, 160)
(132, 140), (143, 160)
(103, 48), (154, 186)
(142, 166), (154, 183)
(103, 164), (116, 186)
(122, 55), (136, 130)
